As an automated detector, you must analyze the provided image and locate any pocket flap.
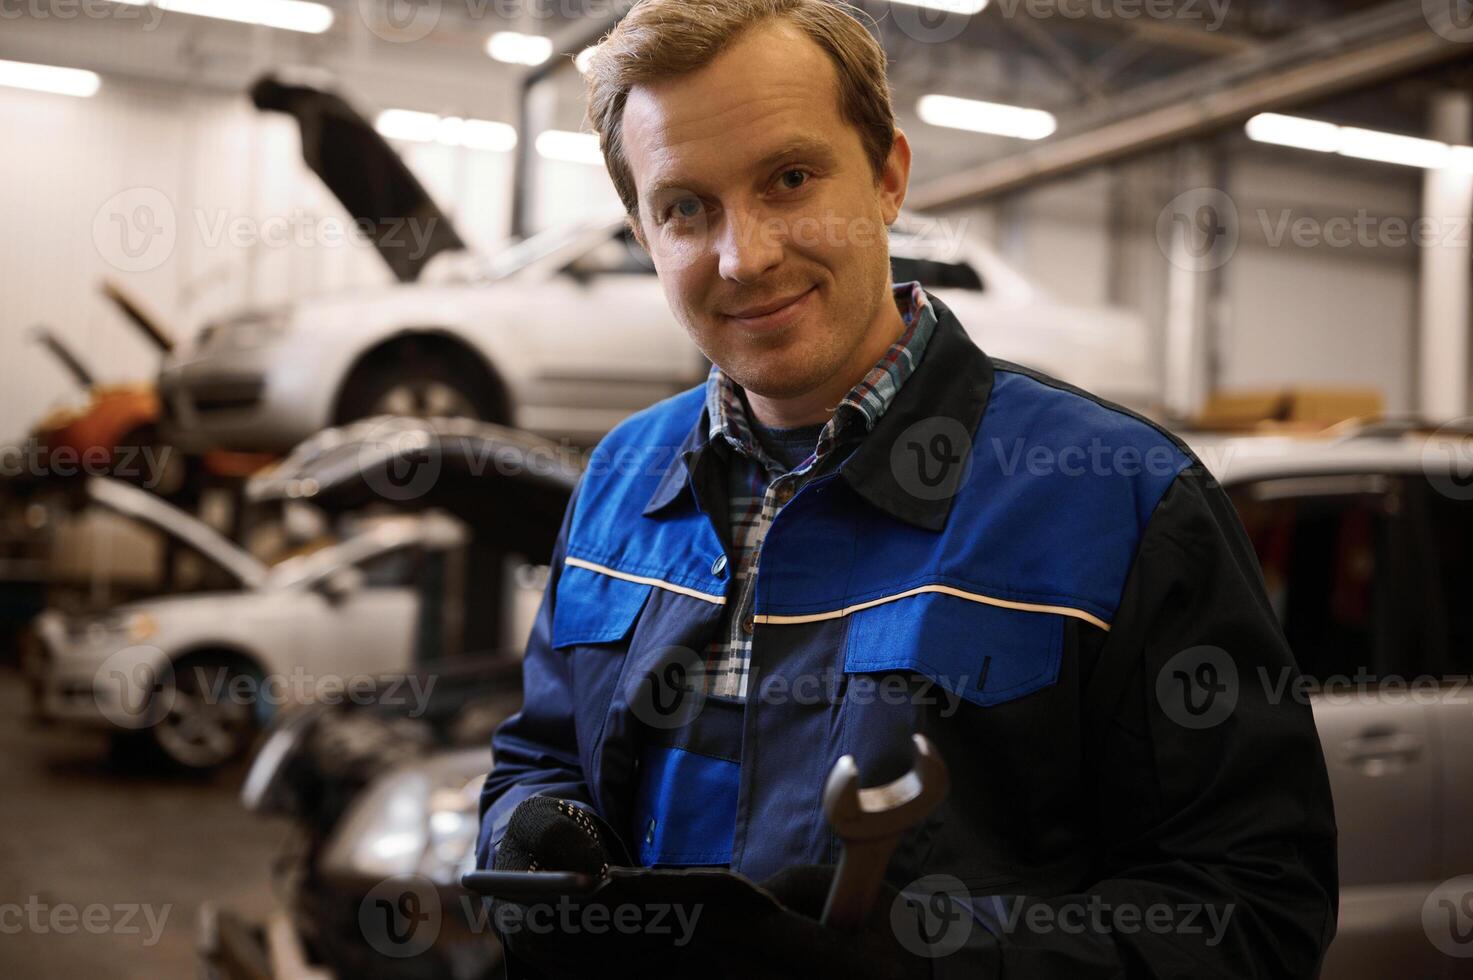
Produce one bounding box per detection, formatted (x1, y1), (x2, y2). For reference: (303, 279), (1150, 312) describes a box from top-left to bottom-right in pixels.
(843, 590), (1064, 707)
(551, 561), (652, 648)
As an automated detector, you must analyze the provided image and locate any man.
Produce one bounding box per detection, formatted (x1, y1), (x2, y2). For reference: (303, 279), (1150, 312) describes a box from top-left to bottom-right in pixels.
(478, 1), (1338, 976)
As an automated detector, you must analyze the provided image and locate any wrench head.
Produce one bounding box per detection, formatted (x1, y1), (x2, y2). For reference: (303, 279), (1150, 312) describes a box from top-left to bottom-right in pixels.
(822, 733), (951, 840)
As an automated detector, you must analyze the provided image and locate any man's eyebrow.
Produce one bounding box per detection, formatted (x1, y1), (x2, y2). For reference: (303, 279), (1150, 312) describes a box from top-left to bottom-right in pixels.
(642, 137), (840, 201)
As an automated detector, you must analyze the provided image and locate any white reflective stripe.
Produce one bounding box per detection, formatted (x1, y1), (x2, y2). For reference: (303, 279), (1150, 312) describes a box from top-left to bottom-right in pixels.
(753, 584), (1111, 632)
(564, 556), (726, 605)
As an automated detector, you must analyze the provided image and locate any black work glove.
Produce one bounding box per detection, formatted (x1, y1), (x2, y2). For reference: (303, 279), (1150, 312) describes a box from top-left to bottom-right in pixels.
(493, 795), (613, 877)
(490, 796), (616, 975)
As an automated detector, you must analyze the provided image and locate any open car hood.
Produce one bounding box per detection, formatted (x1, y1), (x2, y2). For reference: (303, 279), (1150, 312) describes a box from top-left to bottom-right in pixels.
(250, 74), (467, 283)
(86, 477), (269, 589)
(245, 417), (579, 565)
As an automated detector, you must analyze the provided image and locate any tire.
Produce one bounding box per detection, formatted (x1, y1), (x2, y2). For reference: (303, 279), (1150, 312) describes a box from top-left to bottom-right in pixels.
(335, 346), (500, 426)
(149, 660), (263, 771)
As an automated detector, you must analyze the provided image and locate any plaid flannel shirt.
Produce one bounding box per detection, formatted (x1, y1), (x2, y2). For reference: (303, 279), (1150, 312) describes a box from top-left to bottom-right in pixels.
(702, 281), (938, 699)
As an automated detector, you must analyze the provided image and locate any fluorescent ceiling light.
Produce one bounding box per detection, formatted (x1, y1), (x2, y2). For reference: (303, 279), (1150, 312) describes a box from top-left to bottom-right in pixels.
(1337, 126), (1449, 169)
(1244, 113), (1340, 153)
(917, 94), (1056, 140)
(113, 0), (333, 33)
(1246, 112), (1461, 171)
(575, 46), (599, 75)
(890, 0), (990, 12)
(536, 130), (604, 166)
(0, 58), (100, 97)
(486, 31), (553, 66)
(376, 110), (517, 152)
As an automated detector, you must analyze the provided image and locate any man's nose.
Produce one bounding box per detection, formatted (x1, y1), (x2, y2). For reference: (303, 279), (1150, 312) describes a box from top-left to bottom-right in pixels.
(717, 209), (784, 283)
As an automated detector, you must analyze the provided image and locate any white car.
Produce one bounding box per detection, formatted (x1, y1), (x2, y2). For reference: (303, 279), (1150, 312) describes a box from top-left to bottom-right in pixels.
(157, 75), (1153, 454)
(27, 476), (469, 769)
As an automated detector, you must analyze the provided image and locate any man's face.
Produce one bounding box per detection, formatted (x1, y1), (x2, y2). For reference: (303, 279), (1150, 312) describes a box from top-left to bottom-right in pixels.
(621, 19), (910, 402)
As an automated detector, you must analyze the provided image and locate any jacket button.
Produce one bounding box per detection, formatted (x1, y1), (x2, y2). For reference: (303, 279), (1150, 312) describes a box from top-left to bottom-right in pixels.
(711, 554), (728, 578)
(741, 616), (754, 635)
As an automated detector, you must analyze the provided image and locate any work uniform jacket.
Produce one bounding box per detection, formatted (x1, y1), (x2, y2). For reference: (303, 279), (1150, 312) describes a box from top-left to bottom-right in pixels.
(478, 293), (1339, 977)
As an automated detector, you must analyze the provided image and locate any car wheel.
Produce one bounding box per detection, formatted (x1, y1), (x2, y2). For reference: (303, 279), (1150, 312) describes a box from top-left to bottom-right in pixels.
(337, 350), (498, 425)
(150, 662), (262, 770)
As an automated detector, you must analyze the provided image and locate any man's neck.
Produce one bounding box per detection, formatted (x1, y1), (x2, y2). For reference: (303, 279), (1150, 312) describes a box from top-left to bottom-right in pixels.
(744, 292), (906, 428)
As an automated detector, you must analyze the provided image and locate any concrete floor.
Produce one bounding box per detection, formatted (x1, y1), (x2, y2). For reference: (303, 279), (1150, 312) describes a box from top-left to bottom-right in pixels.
(0, 667), (288, 979)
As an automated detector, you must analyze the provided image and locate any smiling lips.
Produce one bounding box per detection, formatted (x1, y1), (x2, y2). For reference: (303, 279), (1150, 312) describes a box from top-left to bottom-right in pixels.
(722, 285), (817, 330)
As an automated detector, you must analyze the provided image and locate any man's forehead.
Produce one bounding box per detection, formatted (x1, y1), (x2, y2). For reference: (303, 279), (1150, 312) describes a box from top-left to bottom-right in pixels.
(621, 21), (846, 197)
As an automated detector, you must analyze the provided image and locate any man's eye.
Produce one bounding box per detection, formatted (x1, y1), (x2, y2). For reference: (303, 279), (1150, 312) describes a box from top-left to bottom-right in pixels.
(668, 199), (703, 221)
(779, 169), (810, 190)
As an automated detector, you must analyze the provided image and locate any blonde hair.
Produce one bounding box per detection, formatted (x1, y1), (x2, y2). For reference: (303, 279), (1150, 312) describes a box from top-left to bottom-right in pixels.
(584, 0), (896, 218)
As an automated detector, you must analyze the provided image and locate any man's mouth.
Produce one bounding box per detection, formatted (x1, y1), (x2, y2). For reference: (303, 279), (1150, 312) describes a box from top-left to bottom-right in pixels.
(721, 286), (817, 331)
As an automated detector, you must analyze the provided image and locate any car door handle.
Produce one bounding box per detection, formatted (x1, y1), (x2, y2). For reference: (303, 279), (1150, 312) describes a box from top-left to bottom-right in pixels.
(1341, 731), (1424, 774)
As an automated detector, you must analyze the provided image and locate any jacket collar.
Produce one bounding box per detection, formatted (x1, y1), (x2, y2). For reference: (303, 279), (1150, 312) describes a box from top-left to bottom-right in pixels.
(642, 291), (994, 531)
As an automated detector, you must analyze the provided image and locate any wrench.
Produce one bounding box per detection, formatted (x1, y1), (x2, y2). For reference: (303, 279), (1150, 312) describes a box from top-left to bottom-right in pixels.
(820, 732), (950, 931)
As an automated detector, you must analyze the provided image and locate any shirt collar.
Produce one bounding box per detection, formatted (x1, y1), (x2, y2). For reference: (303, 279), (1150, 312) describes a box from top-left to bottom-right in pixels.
(644, 286), (990, 530)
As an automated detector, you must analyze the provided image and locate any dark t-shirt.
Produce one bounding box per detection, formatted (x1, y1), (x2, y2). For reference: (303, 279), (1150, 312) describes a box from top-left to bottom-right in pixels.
(750, 419), (828, 473)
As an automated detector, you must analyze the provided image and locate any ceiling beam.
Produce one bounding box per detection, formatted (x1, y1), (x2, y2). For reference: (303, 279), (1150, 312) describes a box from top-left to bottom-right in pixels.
(909, 2), (1472, 210)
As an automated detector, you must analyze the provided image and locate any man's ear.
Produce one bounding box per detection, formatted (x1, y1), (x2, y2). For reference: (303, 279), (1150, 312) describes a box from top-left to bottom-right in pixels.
(878, 127), (912, 226)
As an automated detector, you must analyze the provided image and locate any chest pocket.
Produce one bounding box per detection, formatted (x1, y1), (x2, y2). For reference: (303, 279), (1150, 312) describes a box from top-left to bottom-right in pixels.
(551, 562), (652, 649)
(842, 590), (1065, 708)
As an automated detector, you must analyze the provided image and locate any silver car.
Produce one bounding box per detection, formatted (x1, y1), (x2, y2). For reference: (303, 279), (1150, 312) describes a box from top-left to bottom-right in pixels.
(27, 476), (469, 769)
